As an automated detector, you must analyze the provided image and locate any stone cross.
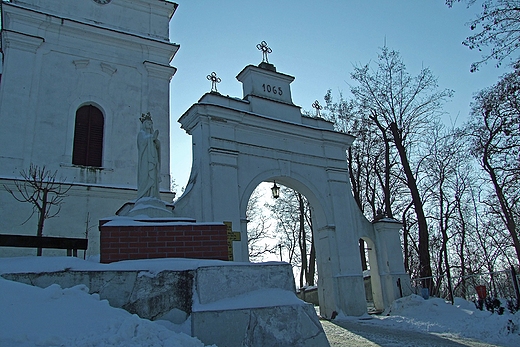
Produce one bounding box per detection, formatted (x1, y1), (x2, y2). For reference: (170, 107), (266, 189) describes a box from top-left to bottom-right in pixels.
(207, 72), (221, 92)
(312, 100), (323, 117)
(256, 41), (272, 63)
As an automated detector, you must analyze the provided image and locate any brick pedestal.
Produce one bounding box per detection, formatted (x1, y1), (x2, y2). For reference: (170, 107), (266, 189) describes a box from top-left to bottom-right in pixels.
(99, 219), (228, 263)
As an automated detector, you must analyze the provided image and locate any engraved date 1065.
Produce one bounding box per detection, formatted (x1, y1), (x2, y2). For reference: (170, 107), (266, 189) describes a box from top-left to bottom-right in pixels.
(262, 84), (283, 96)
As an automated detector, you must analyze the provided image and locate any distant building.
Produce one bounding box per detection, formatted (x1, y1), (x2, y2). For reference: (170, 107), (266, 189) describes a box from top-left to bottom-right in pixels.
(0, 0), (178, 256)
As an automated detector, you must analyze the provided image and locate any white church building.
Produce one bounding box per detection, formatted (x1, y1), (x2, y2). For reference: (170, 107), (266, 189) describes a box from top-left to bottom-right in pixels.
(0, 0), (177, 256)
(0, 0), (411, 317)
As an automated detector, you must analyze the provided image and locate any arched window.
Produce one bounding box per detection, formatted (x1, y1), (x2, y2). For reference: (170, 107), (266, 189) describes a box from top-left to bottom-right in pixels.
(72, 105), (104, 167)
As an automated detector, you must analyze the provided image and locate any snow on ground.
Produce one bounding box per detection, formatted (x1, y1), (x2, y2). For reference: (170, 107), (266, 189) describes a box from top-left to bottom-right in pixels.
(0, 256), (229, 347)
(335, 294), (520, 347)
(0, 277), (214, 347)
(1, 256), (520, 346)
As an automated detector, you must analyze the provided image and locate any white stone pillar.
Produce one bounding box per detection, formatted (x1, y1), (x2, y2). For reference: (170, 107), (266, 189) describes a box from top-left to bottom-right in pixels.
(316, 223), (367, 318)
(373, 219), (411, 307)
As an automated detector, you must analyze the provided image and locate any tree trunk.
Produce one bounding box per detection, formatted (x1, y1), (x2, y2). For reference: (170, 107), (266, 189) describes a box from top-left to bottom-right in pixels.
(390, 122), (432, 287)
(383, 136), (393, 218)
(439, 185), (454, 304)
(482, 154), (520, 265)
(298, 193), (307, 288)
(402, 212), (410, 273)
(306, 208), (316, 286)
(348, 147), (363, 211)
(456, 194), (467, 299)
(372, 114), (393, 218)
(36, 189), (48, 256)
(307, 232), (316, 286)
(359, 239), (368, 271)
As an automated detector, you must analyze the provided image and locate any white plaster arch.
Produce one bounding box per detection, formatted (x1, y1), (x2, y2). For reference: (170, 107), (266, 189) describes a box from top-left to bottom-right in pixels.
(173, 64), (411, 317)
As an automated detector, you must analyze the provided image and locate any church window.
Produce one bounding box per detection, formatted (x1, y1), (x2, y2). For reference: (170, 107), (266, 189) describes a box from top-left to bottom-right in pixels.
(72, 105), (104, 167)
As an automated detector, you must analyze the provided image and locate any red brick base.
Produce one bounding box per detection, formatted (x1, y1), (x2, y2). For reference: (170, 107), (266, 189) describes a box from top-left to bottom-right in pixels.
(99, 221), (229, 263)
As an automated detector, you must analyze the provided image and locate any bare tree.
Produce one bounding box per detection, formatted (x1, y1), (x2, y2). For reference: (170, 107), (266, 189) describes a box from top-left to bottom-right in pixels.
(268, 186), (316, 287)
(447, 0), (520, 71)
(464, 67), (520, 264)
(448, 160), (478, 299)
(349, 47), (453, 287)
(296, 192), (317, 287)
(324, 89), (406, 274)
(324, 91), (402, 220)
(3, 164), (71, 255)
(304, 204), (317, 286)
(246, 185), (277, 261)
(270, 187), (300, 265)
(422, 122), (474, 301)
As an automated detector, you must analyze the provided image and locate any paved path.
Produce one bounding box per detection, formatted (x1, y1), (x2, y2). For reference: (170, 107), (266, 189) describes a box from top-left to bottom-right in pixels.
(321, 319), (504, 347)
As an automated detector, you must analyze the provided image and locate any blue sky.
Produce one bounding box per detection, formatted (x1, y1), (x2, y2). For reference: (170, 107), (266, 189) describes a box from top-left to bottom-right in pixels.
(168, 0), (509, 190)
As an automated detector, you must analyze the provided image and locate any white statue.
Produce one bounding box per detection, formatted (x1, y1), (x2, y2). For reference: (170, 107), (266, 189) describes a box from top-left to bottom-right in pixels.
(137, 112), (161, 200)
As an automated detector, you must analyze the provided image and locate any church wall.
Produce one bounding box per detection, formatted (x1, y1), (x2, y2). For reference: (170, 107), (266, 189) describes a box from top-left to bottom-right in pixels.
(1, 2), (175, 185)
(0, 31), (44, 174)
(0, 1), (178, 257)
(10, 0), (176, 41)
(0, 2), (176, 186)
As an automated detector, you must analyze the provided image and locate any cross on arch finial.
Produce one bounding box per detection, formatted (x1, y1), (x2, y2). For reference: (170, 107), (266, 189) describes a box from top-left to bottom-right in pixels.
(206, 72), (221, 93)
(312, 100), (323, 117)
(256, 41), (272, 63)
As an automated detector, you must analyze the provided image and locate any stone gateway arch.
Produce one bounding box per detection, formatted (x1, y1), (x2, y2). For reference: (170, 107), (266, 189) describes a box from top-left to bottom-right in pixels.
(173, 63), (411, 317)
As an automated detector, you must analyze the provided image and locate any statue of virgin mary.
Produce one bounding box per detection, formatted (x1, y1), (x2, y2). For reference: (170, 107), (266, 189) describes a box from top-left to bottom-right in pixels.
(137, 112), (161, 200)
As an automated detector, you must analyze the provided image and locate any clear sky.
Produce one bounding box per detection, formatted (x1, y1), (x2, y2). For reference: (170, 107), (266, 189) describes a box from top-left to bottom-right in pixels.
(168, 0), (509, 191)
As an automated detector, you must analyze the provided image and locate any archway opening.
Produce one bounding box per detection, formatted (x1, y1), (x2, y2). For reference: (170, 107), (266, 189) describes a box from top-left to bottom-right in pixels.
(245, 181), (318, 292)
(360, 237), (385, 313)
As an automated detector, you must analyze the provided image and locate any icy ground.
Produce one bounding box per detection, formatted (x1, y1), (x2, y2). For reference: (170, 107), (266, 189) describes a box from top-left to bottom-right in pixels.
(325, 295), (520, 347)
(1, 256), (520, 347)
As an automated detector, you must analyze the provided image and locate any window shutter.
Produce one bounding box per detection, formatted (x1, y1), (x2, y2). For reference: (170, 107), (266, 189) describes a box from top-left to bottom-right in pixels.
(72, 105), (104, 167)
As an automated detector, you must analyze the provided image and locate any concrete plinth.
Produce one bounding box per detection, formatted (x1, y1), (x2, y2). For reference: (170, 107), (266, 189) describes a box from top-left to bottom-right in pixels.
(116, 198), (175, 218)
(191, 263), (329, 347)
(2, 260), (330, 347)
(192, 304), (328, 347)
